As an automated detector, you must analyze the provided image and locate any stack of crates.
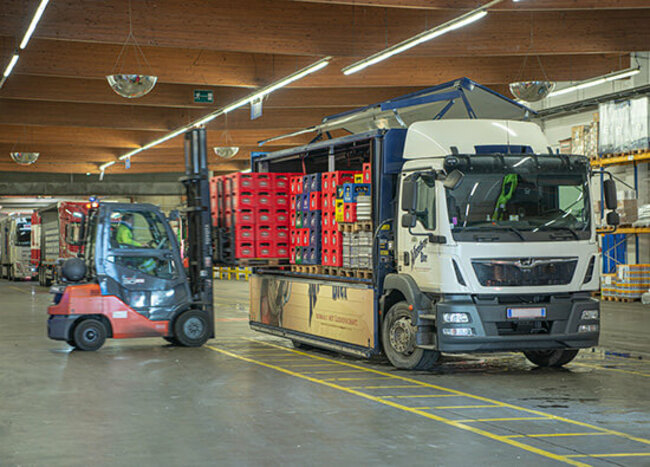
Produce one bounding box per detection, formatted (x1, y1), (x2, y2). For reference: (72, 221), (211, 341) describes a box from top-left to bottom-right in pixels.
(337, 181), (371, 224)
(212, 172), (292, 262)
(321, 171), (357, 267)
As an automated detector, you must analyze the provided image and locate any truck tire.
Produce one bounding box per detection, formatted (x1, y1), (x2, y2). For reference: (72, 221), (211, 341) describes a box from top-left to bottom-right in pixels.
(382, 301), (440, 370)
(173, 310), (210, 347)
(71, 318), (107, 351)
(523, 349), (579, 367)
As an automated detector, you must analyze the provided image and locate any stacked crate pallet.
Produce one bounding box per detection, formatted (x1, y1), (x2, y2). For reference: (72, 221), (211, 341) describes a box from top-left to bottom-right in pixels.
(321, 170), (356, 267)
(601, 264), (650, 302)
(212, 172), (292, 264)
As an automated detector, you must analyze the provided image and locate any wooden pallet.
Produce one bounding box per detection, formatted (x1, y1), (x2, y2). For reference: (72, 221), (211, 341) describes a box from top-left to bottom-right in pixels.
(338, 221), (373, 233)
(291, 264), (323, 275)
(600, 149), (647, 159)
(601, 295), (639, 303)
(323, 267), (373, 279)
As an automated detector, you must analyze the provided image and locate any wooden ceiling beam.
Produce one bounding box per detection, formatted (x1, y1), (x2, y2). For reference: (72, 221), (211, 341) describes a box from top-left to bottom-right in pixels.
(1, 1), (648, 57)
(289, 0), (650, 11)
(0, 75), (427, 109)
(0, 161), (248, 175)
(2, 39), (626, 87)
(0, 99), (350, 131)
(0, 125), (314, 149)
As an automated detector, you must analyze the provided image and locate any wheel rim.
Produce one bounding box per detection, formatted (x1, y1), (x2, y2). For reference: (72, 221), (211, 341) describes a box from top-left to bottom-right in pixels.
(183, 317), (205, 339)
(389, 315), (416, 355)
(83, 327), (98, 343)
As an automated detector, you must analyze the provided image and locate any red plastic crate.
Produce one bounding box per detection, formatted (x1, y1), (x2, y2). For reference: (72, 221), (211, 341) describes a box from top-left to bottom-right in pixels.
(227, 192), (256, 210)
(321, 193), (336, 212)
(235, 241), (255, 258)
(256, 174), (273, 191)
(290, 175), (303, 195)
(275, 194), (290, 209)
(234, 225), (255, 242)
(329, 230), (342, 248)
(274, 174), (291, 192)
(256, 224), (273, 241)
(290, 195), (298, 212)
(225, 209), (256, 228)
(290, 229), (299, 246)
(256, 241), (276, 258)
(329, 247), (342, 267)
(300, 228), (309, 247)
(363, 163), (371, 183)
(276, 242), (290, 258)
(343, 203), (357, 223)
(276, 209), (290, 225)
(257, 208), (273, 224)
(321, 211), (338, 230)
(275, 225), (290, 242)
(226, 173), (256, 193)
(256, 192), (274, 209)
(290, 246), (298, 264)
(309, 191), (321, 211)
(322, 171), (357, 194)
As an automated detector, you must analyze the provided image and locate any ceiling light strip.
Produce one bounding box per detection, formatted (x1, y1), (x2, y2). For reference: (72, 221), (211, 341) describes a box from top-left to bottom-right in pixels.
(20, 0), (50, 49)
(100, 56), (331, 173)
(341, 0), (501, 75)
(547, 67), (641, 98)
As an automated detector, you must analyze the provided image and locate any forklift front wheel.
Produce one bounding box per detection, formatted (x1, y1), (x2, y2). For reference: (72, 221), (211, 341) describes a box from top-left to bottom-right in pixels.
(173, 310), (210, 347)
(72, 318), (107, 351)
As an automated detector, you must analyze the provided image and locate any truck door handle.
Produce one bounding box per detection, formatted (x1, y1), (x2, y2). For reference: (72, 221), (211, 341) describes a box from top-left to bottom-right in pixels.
(403, 252), (410, 266)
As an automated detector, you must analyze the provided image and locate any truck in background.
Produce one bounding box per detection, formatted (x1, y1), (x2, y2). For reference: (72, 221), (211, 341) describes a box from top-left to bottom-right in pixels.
(33, 201), (89, 286)
(221, 79), (620, 370)
(0, 213), (34, 280)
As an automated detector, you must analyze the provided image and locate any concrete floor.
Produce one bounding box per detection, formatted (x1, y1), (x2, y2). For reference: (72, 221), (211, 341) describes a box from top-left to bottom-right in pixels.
(1, 279), (649, 467)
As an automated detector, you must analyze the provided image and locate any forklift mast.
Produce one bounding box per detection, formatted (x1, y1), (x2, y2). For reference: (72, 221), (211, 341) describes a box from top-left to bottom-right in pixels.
(181, 128), (214, 327)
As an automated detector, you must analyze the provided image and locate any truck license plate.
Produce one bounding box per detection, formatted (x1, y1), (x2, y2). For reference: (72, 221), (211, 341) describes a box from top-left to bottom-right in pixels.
(506, 307), (546, 319)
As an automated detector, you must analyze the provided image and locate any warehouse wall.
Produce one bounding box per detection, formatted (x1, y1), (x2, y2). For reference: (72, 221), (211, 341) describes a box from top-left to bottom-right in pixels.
(536, 53), (650, 265)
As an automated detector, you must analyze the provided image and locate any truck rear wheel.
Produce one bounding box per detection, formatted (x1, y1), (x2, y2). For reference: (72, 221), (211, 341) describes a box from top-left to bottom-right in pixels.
(71, 318), (107, 351)
(173, 310), (210, 347)
(523, 349), (579, 367)
(382, 301), (440, 370)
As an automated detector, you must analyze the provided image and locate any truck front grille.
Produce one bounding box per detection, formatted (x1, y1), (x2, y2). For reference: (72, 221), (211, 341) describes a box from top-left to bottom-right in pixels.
(472, 257), (578, 287)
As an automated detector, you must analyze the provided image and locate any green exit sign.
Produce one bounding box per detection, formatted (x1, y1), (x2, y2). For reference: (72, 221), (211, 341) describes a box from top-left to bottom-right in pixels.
(193, 89), (214, 103)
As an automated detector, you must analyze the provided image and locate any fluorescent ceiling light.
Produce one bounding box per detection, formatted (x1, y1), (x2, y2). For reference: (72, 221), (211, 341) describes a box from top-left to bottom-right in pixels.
(20, 0), (50, 49)
(342, 1), (498, 75)
(3, 54), (19, 78)
(100, 56), (331, 175)
(547, 67), (640, 98)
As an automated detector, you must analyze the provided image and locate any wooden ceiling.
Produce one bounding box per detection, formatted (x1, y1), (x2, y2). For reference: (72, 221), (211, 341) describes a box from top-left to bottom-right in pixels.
(0, 0), (647, 175)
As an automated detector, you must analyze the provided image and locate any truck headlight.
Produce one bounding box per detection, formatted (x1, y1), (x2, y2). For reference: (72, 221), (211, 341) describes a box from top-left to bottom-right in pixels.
(442, 312), (470, 323)
(578, 324), (599, 333)
(580, 309), (599, 320)
(442, 327), (474, 337)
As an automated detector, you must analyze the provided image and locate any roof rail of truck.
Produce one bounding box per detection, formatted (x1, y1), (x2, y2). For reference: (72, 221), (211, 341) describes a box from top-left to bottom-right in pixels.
(258, 77), (535, 146)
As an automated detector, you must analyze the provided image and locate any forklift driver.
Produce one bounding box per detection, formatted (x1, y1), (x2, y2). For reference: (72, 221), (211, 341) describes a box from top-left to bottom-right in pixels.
(115, 213), (157, 274)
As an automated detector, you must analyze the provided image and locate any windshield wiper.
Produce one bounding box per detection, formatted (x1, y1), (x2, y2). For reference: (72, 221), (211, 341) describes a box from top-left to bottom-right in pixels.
(455, 225), (526, 241)
(535, 225), (579, 240)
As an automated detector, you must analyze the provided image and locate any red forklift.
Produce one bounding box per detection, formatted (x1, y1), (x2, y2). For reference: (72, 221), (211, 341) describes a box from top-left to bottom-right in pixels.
(47, 129), (215, 350)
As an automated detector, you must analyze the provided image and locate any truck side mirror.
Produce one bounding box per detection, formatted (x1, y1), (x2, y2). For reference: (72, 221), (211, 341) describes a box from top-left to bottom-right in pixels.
(603, 179), (617, 210)
(401, 177), (417, 212)
(401, 213), (416, 228)
(443, 169), (464, 190)
(606, 211), (620, 227)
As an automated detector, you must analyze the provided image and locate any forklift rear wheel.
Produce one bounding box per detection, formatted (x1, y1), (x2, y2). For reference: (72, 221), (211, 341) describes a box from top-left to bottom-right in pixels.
(174, 310), (210, 347)
(382, 301), (440, 370)
(72, 319), (107, 351)
(523, 349), (579, 367)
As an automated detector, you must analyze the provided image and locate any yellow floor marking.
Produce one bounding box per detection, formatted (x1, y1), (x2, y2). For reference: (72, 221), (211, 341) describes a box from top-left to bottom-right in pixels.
(456, 417), (551, 423)
(8, 286), (27, 294)
(304, 370), (367, 374)
(350, 385), (421, 389)
(321, 377), (394, 381)
(505, 432), (611, 439)
(570, 362), (650, 378)
(246, 338), (650, 447)
(206, 344), (590, 467)
(434, 404), (502, 409)
(566, 453), (650, 458)
(283, 363), (341, 367)
(382, 394), (458, 399)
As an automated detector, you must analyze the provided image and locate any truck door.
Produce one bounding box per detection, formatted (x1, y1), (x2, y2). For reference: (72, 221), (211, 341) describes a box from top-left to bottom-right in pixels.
(99, 206), (191, 321)
(397, 173), (444, 291)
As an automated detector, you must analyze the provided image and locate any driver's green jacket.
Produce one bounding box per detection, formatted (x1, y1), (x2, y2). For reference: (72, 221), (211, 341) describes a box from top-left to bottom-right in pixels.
(116, 223), (141, 247)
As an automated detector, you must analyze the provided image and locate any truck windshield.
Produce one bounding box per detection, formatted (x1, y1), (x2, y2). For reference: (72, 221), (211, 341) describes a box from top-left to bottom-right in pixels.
(16, 223), (30, 246)
(446, 162), (591, 242)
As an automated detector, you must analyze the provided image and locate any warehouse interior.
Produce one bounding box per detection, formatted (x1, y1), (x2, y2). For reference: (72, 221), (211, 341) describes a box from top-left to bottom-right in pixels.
(1, 1), (649, 465)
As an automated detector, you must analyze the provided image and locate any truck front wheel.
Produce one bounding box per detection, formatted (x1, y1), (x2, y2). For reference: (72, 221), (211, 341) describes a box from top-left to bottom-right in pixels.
(523, 349), (579, 367)
(382, 301), (440, 370)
